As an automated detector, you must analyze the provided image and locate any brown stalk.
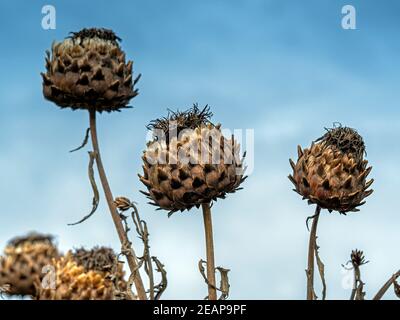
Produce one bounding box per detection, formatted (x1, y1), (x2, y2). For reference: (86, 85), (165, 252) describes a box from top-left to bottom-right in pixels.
(131, 203), (155, 300)
(88, 109), (147, 300)
(306, 205), (321, 300)
(202, 202), (217, 300)
(373, 270), (400, 300)
(350, 265), (364, 300)
(347, 250), (368, 301)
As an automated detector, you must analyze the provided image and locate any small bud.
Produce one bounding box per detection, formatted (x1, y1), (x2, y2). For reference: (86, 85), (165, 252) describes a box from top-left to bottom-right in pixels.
(114, 196), (132, 211)
(351, 249), (367, 267)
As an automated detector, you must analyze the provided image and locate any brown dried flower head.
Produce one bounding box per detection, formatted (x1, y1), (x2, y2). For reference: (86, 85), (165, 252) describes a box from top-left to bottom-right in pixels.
(289, 125), (374, 214)
(139, 104), (246, 215)
(0, 232), (59, 297)
(37, 246), (126, 300)
(351, 249), (368, 267)
(114, 196), (132, 212)
(41, 27), (139, 113)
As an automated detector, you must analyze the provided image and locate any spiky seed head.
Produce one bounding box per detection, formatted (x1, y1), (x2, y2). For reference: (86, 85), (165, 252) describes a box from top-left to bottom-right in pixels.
(0, 232), (59, 297)
(114, 196), (132, 212)
(289, 125), (374, 214)
(351, 249), (367, 267)
(36, 246), (126, 300)
(41, 27), (139, 113)
(139, 104), (246, 215)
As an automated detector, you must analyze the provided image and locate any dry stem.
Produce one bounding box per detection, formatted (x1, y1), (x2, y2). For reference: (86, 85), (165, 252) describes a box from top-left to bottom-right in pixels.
(89, 109), (147, 300)
(306, 205), (321, 300)
(373, 270), (400, 300)
(348, 250), (367, 300)
(202, 202), (217, 300)
(131, 203), (155, 300)
(350, 265), (365, 300)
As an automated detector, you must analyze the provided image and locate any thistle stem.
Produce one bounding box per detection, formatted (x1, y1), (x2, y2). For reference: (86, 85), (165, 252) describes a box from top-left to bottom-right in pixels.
(306, 205), (321, 300)
(372, 270), (400, 300)
(89, 109), (147, 300)
(350, 266), (361, 300)
(202, 202), (217, 300)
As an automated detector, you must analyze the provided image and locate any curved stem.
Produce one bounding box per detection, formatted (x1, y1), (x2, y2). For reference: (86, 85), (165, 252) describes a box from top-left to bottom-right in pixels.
(89, 109), (147, 300)
(132, 205), (155, 300)
(202, 202), (217, 300)
(373, 270), (400, 300)
(306, 205), (321, 300)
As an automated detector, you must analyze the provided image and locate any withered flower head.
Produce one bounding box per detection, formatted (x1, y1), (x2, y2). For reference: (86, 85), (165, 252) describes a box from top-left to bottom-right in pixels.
(37, 246), (126, 300)
(351, 249), (368, 267)
(0, 232), (59, 296)
(139, 104), (246, 215)
(41, 27), (139, 113)
(289, 125), (374, 214)
(114, 196), (132, 212)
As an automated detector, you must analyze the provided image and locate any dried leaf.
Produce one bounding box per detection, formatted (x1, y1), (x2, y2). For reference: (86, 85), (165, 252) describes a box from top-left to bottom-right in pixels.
(69, 128), (90, 153)
(315, 239), (326, 300)
(68, 151), (99, 225)
(153, 256), (168, 300)
(216, 267), (230, 300)
(198, 259), (231, 300)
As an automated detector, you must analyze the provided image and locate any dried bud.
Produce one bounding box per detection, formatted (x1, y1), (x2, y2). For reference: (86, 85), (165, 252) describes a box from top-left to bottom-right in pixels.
(114, 196), (132, 212)
(351, 249), (367, 267)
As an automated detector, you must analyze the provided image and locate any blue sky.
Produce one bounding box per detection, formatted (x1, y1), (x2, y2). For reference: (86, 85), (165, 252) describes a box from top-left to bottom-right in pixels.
(1, 0), (400, 299)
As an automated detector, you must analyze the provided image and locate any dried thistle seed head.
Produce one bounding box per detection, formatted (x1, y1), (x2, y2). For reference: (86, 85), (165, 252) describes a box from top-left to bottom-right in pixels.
(139, 104), (246, 215)
(37, 247), (126, 300)
(41, 27), (139, 113)
(289, 125), (374, 214)
(351, 249), (367, 267)
(114, 196), (132, 212)
(0, 232), (59, 297)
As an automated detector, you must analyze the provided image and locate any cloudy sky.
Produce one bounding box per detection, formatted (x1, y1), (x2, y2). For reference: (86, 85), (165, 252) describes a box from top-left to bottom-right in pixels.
(1, 0), (400, 299)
